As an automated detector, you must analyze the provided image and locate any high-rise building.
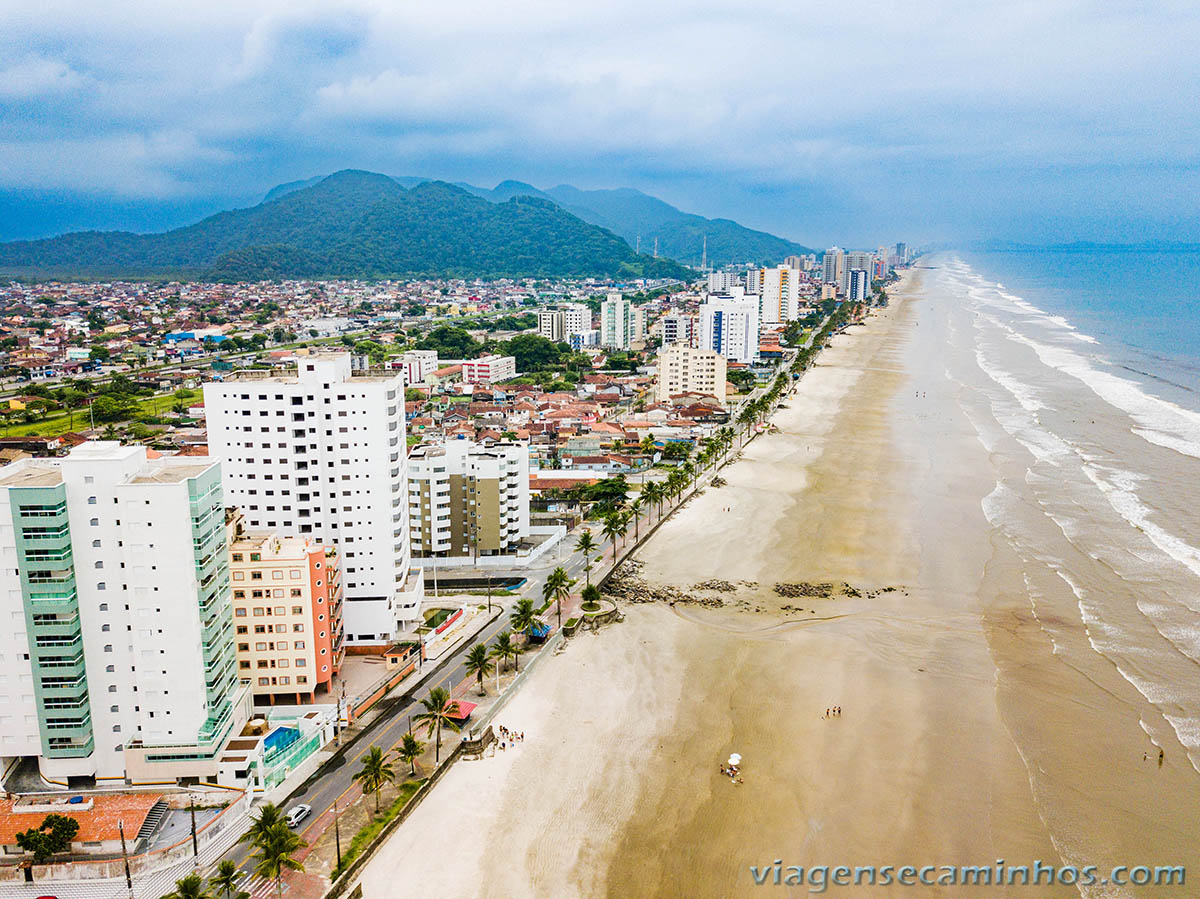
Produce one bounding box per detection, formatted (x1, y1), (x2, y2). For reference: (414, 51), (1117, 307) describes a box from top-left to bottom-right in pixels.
(822, 248), (845, 288)
(227, 509), (344, 706)
(204, 353), (423, 646)
(844, 252), (875, 293)
(660, 313), (696, 347)
(849, 269), (871, 302)
(537, 310), (565, 343)
(407, 440), (530, 558)
(601, 294), (633, 349)
(895, 242), (908, 264)
(569, 330), (601, 350)
(745, 267), (763, 295)
(0, 442), (251, 784)
(631, 305), (647, 344)
(707, 271), (742, 294)
(756, 265), (804, 324)
(657, 345), (727, 403)
(699, 297), (760, 364)
(562, 303), (592, 335)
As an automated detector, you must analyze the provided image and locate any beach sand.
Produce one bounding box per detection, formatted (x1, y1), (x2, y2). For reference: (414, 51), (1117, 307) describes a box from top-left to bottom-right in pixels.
(358, 266), (1198, 897)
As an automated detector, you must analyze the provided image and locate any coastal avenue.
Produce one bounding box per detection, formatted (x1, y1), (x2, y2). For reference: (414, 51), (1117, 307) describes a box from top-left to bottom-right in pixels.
(217, 538), (595, 881)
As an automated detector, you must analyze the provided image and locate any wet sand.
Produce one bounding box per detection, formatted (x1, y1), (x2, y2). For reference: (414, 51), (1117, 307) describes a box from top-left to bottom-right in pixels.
(358, 266), (1197, 897)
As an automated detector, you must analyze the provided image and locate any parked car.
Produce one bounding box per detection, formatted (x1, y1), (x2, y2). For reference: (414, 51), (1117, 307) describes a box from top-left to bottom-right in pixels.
(285, 804), (311, 828)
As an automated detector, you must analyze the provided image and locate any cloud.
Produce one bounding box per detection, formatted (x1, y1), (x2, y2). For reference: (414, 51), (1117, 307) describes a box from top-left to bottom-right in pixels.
(0, 0), (1197, 242)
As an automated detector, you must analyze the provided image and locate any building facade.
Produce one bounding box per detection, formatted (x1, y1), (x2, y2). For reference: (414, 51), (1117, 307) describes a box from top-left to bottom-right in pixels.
(849, 269), (871, 302)
(660, 313), (696, 347)
(460, 355), (518, 385)
(822, 247), (845, 287)
(699, 297), (760, 364)
(203, 354), (423, 646)
(0, 443), (250, 785)
(227, 510), (344, 705)
(600, 294), (632, 349)
(657, 345), (727, 404)
(757, 265), (804, 324)
(562, 303), (592, 335)
(537, 310), (565, 343)
(407, 440), (531, 558)
(395, 350), (438, 387)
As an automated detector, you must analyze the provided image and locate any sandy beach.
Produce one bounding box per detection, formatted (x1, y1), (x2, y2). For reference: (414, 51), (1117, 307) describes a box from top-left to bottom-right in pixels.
(358, 264), (1200, 897)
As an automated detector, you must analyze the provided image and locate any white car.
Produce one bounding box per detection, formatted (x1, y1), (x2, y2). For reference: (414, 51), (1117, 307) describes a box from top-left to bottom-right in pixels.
(285, 804), (311, 828)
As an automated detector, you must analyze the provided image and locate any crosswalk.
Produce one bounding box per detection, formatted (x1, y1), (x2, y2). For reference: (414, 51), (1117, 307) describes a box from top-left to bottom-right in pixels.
(235, 870), (290, 899)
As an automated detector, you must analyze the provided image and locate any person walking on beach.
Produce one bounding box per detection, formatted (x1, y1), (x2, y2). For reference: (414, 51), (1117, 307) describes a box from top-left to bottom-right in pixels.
(1159, 749), (1165, 767)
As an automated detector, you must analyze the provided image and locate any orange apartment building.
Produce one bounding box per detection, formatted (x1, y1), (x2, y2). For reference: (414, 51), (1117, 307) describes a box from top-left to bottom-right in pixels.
(226, 509), (345, 705)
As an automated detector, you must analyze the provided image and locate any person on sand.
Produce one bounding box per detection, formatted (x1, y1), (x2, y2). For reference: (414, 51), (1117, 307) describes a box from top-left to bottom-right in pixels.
(1159, 749), (1164, 766)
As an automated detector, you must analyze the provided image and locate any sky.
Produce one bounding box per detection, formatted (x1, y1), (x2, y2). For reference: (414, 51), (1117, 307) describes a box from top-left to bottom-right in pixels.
(0, 0), (1197, 247)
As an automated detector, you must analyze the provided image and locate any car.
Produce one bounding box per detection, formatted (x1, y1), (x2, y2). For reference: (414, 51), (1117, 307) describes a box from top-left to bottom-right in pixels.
(284, 804), (311, 828)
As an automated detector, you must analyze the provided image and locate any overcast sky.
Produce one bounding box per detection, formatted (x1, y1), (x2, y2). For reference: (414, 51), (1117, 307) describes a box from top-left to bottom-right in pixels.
(1, 0), (1197, 245)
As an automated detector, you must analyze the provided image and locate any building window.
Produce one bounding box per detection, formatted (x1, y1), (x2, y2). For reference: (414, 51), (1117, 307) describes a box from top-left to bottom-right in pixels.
(258, 677), (270, 686)
(293, 624), (304, 633)
(232, 553), (243, 562)
(87, 496), (97, 505)
(235, 608), (247, 617)
(292, 606), (303, 615)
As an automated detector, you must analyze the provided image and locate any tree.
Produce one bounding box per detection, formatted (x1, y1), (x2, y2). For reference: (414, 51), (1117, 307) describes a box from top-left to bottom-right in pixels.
(88, 345), (111, 362)
(543, 566), (572, 629)
(413, 686), (461, 763)
(239, 803), (284, 849)
(639, 435), (657, 457)
(464, 642), (494, 696)
(209, 859), (250, 899)
(509, 597), (539, 642)
(642, 481), (664, 518)
(250, 822), (305, 899)
(397, 731), (426, 776)
(581, 584), (602, 612)
(628, 497), (644, 542)
(601, 513), (626, 559)
(16, 813), (79, 863)
(164, 873), (212, 899)
(352, 744), (396, 816)
(92, 394), (140, 423)
(574, 530), (598, 586)
(489, 630), (521, 674)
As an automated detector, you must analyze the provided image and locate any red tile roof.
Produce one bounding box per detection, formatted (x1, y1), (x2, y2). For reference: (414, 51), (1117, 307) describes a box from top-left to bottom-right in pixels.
(0, 794), (162, 845)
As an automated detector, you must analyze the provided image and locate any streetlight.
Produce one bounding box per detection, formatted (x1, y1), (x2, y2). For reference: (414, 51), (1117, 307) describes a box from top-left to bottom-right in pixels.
(333, 797), (342, 869)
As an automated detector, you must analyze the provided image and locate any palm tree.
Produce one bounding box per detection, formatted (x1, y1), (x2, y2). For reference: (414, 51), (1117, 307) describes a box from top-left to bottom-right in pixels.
(601, 513), (623, 560)
(209, 860), (249, 899)
(239, 802), (284, 848)
(165, 874), (211, 899)
(509, 597), (538, 642)
(464, 642), (494, 695)
(574, 530), (598, 586)
(352, 744), (396, 816)
(250, 822), (305, 899)
(413, 686), (461, 762)
(490, 630), (520, 674)
(627, 497), (643, 541)
(397, 731), (425, 776)
(642, 481), (664, 518)
(543, 566), (572, 628)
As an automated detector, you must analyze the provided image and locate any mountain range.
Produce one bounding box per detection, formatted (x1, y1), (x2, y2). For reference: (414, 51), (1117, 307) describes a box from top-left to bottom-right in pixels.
(0, 170), (814, 281)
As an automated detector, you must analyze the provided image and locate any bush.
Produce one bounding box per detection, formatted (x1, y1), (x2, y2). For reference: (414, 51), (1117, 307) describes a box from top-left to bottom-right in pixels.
(581, 584), (602, 611)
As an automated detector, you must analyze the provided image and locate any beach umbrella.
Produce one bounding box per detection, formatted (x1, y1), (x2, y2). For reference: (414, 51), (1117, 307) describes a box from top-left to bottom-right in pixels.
(728, 753), (741, 765)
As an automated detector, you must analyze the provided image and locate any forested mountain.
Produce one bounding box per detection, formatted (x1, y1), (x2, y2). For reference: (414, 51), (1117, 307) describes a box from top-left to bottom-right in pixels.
(0, 171), (692, 281)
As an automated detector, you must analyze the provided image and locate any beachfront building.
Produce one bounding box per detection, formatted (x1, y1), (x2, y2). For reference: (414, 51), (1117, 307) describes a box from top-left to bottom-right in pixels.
(756, 264), (804, 324)
(396, 350), (438, 388)
(657, 345), (727, 404)
(843, 252), (875, 294)
(699, 296), (760, 364)
(203, 353), (424, 646)
(407, 439), (530, 559)
(461, 355), (518, 385)
(0, 442), (251, 785)
(849, 269), (871, 302)
(226, 509), (344, 705)
(822, 247), (844, 288)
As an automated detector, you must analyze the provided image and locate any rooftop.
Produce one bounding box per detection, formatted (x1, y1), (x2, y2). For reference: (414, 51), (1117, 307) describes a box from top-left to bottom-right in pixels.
(0, 793), (162, 846)
(0, 463), (62, 488)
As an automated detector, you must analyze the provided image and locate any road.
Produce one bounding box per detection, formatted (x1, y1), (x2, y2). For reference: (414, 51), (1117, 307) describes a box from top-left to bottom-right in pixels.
(218, 537), (593, 877)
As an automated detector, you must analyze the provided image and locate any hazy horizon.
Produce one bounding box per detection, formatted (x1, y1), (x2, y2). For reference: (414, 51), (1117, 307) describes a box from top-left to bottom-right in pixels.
(1, 1), (1197, 247)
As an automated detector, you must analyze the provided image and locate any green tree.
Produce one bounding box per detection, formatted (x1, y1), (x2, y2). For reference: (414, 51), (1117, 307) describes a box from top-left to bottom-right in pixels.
(209, 859), (250, 899)
(91, 394), (139, 422)
(397, 731), (426, 776)
(464, 642), (494, 696)
(164, 873), (211, 899)
(543, 566), (573, 629)
(15, 813), (79, 864)
(250, 822), (305, 899)
(489, 630), (521, 674)
(238, 803), (284, 848)
(413, 686), (461, 763)
(509, 597), (538, 642)
(601, 513), (625, 560)
(88, 344), (111, 362)
(581, 584), (602, 612)
(353, 744), (396, 816)
(574, 530), (598, 586)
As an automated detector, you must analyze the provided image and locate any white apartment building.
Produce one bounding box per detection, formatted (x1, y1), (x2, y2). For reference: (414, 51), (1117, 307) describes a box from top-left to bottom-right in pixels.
(844, 252), (876, 293)
(601, 293), (633, 349)
(569, 330), (601, 350)
(460, 355), (518, 385)
(204, 354), (423, 646)
(408, 440), (530, 558)
(0, 443), (250, 785)
(849, 269), (871, 302)
(537, 310), (565, 343)
(395, 350), (438, 387)
(757, 265), (804, 324)
(699, 296), (760, 364)
(660, 313), (696, 347)
(707, 270), (742, 294)
(822, 247), (845, 288)
(657, 345), (727, 404)
(562, 303), (592, 335)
